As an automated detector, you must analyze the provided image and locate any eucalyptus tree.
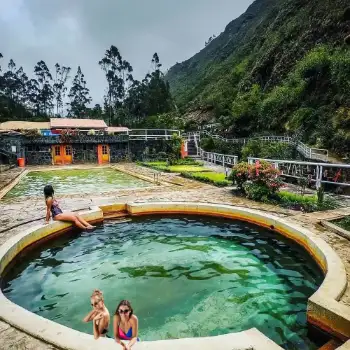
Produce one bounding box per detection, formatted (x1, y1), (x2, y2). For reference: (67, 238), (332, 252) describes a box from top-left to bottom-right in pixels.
(34, 60), (54, 115)
(67, 66), (92, 117)
(53, 63), (71, 116)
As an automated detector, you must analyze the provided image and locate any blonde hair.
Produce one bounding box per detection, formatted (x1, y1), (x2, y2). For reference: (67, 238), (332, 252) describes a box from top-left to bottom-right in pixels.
(91, 289), (104, 301)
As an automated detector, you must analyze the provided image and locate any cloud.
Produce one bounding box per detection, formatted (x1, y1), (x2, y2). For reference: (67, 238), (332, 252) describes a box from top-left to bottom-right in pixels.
(0, 0), (254, 105)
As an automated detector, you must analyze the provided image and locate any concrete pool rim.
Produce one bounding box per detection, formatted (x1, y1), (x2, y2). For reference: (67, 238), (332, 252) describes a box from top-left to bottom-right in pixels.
(0, 202), (349, 349)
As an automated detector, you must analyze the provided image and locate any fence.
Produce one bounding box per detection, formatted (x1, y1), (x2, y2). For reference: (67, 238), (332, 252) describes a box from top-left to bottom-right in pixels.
(190, 131), (329, 162)
(248, 157), (350, 188)
(129, 129), (180, 140)
(199, 149), (238, 167)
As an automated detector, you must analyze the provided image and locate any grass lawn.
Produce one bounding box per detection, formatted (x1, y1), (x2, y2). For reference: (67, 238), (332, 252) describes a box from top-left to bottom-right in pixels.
(182, 171), (230, 187)
(167, 165), (210, 173)
(332, 216), (350, 231)
(140, 162), (209, 173)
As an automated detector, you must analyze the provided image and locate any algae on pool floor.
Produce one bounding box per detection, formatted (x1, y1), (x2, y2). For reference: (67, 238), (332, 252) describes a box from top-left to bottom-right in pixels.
(4, 168), (151, 198)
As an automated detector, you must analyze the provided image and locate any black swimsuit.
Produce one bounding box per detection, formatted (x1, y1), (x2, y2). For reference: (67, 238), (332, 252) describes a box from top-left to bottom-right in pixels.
(49, 197), (63, 218)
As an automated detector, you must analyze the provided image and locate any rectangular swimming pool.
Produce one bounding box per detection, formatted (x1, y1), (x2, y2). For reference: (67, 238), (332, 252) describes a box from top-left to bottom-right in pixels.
(4, 168), (152, 199)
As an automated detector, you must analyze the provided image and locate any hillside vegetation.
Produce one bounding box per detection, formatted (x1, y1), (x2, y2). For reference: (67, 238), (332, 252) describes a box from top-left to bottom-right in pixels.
(166, 0), (350, 156)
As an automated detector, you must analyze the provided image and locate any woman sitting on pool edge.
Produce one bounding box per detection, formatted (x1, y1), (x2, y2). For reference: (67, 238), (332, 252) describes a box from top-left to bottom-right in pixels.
(83, 289), (110, 339)
(44, 185), (95, 230)
(114, 300), (139, 349)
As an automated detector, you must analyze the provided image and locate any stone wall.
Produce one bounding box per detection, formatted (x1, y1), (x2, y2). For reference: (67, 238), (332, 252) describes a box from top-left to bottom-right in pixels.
(110, 144), (129, 162)
(129, 140), (168, 160)
(25, 144), (52, 165)
(0, 135), (173, 165)
(0, 135), (23, 164)
(72, 144), (98, 163)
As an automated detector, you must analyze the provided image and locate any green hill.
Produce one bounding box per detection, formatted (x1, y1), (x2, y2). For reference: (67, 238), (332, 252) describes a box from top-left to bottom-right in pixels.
(166, 0), (350, 156)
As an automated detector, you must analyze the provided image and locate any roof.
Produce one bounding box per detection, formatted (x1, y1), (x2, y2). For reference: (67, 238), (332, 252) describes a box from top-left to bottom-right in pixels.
(50, 118), (108, 129)
(0, 121), (50, 130)
(106, 127), (129, 133)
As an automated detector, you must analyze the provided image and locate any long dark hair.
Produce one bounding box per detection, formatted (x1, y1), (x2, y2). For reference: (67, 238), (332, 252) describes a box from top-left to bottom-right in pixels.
(44, 185), (54, 199)
(115, 300), (133, 317)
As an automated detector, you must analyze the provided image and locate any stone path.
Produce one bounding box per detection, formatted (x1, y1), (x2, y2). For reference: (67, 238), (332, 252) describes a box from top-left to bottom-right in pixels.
(0, 164), (350, 349)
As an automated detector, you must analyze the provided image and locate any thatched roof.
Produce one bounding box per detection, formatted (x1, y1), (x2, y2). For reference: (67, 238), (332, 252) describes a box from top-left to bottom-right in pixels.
(0, 121), (50, 130)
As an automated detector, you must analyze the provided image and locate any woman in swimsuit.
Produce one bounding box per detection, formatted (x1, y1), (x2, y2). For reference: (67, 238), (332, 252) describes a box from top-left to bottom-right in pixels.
(44, 185), (95, 230)
(113, 300), (139, 349)
(83, 290), (110, 339)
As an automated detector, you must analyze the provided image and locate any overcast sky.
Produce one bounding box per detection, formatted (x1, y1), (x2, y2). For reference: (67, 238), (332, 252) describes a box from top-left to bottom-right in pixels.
(0, 0), (254, 105)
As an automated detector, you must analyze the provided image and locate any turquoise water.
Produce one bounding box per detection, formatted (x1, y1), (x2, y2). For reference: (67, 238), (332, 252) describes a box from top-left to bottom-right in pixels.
(2, 216), (323, 349)
(4, 168), (151, 198)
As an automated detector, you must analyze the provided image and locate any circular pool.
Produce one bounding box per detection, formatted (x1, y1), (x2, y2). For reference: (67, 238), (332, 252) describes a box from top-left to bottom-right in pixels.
(2, 216), (323, 349)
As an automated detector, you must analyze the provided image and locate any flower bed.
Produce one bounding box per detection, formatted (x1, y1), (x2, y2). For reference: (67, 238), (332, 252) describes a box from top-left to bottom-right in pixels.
(229, 161), (338, 212)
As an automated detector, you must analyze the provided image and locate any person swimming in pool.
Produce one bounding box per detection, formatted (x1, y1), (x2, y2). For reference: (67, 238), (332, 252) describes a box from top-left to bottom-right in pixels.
(83, 290), (110, 339)
(44, 185), (95, 230)
(113, 300), (139, 349)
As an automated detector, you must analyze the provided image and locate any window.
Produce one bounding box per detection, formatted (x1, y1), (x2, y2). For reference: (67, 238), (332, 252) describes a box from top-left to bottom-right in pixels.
(54, 146), (60, 156)
(65, 146), (72, 156)
(102, 145), (108, 155)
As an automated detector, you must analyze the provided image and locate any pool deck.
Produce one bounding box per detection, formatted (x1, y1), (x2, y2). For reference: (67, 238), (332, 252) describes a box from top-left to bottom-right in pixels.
(1, 163), (350, 349)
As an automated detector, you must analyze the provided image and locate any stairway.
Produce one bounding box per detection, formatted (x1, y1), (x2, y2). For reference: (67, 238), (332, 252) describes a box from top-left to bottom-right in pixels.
(186, 137), (201, 160)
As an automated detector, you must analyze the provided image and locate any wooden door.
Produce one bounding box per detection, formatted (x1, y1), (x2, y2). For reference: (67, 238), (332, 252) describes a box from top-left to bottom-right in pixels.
(52, 145), (73, 165)
(52, 145), (63, 165)
(63, 145), (73, 164)
(98, 144), (110, 164)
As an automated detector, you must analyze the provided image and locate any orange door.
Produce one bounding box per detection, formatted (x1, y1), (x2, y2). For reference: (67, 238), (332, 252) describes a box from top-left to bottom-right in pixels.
(98, 144), (110, 164)
(52, 145), (63, 165)
(52, 145), (73, 165)
(63, 145), (73, 164)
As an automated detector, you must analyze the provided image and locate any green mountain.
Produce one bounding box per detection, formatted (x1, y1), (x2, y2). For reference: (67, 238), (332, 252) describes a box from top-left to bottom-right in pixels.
(166, 0), (350, 156)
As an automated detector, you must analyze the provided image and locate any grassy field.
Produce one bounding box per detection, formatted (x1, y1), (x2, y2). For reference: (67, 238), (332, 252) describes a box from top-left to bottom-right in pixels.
(181, 171), (230, 187)
(140, 161), (231, 187)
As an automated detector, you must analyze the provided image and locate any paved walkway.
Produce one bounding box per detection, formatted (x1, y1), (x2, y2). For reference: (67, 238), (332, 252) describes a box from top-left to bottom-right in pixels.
(0, 164), (350, 349)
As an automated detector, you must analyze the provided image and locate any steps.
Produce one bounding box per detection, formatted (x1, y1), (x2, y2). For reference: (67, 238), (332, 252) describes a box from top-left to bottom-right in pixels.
(103, 210), (129, 220)
(187, 140), (198, 156)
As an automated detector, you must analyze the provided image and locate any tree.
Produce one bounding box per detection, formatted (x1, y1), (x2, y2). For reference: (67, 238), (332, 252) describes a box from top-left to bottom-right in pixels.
(67, 66), (92, 117)
(99, 45), (133, 125)
(34, 60), (54, 115)
(87, 104), (103, 119)
(53, 63), (71, 116)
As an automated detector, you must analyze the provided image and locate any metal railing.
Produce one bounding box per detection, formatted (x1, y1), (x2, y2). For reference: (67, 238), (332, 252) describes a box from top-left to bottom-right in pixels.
(200, 149), (238, 167)
(248, 157), (350, 188)
(188, 131), (329, 162)
(186, 132), (238, 167)
(129, 129), (180, 140)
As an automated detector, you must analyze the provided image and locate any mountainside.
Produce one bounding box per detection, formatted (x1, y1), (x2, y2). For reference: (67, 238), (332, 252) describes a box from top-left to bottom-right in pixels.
(166, 0), (350, 156)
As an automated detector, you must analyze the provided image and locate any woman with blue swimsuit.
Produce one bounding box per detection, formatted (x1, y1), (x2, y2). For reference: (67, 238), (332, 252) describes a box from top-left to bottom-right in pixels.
(44, 185), (95, 230)
(113, 300), (139, 349)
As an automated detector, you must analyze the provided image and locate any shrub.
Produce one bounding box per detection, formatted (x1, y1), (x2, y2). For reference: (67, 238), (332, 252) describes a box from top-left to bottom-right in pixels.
(243, 182), (271, 202)
(246, 161), (283, 193)
(241, 139), (294, 160)
(277, 191), (338, 212)
(87, 129), (96, 135)
(229, 162), (252, 189)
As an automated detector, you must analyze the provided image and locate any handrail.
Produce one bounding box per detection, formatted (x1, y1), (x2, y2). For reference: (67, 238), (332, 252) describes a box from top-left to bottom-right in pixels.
(193, 130), (329, 162)
(248, 157), (350, 188)
(128, 129), (181, 140)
